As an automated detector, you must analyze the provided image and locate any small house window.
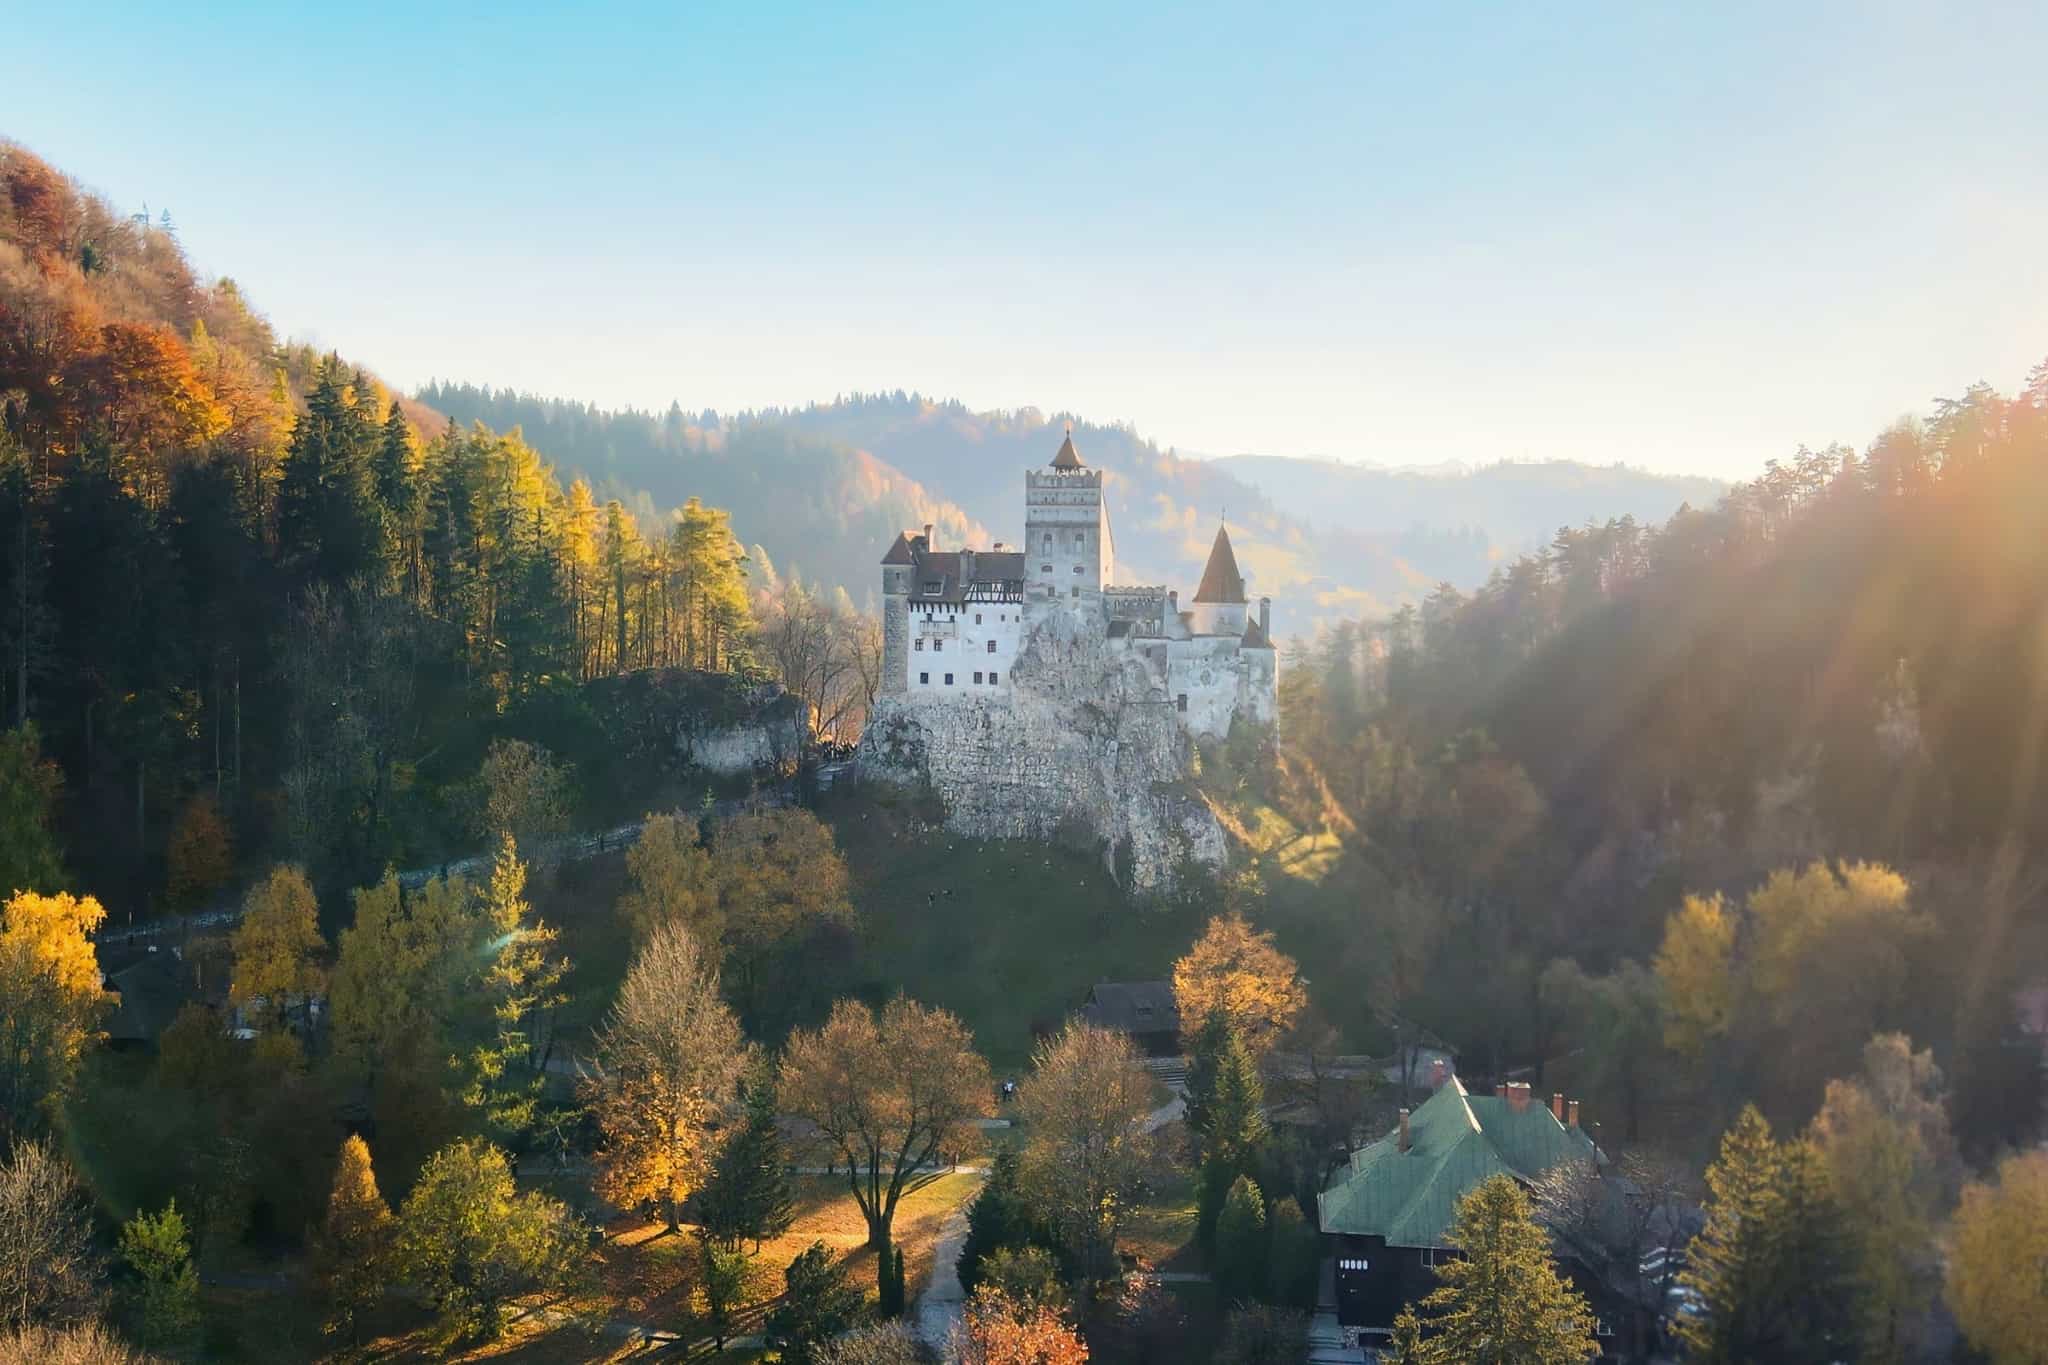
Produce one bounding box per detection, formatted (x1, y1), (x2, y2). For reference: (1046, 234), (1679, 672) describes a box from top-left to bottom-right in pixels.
(944, 673), (954, 685)
(919, 672), (929, 685)
(973, 671), (983, 684)
(986, 640), (996, 654)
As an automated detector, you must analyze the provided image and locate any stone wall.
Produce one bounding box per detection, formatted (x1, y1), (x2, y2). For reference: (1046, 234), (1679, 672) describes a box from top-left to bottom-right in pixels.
(856, 611), (1226, 892)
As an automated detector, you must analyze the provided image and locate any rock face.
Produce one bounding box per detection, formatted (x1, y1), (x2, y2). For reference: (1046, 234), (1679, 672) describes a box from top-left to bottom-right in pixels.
(587, 670), (804, 778)
(856, 611), (1226, 891)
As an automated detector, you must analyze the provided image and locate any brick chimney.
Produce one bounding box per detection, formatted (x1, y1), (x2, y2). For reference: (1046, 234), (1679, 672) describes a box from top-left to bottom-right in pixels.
(1505, 1081), (1529, 1113)
(923, 522), (934, 550)
(1551, 1092), (1566, 1122)
(1429, 1058), (1448, 1091)
(1567, 1099), (1581, 1129)
(1398, 1107), (1411, 1153)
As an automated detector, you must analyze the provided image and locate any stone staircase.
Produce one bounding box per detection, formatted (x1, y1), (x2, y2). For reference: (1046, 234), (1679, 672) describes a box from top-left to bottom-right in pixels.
(1142, 1054), (1189, 1091)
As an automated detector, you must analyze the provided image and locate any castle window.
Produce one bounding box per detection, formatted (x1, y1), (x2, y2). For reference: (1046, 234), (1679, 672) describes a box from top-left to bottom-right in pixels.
(944, 673), (954, 685)
(989, 671), (999, 684)
(1074, 533), (1084, 549)
(975, 613), (982, 625)
(914, 639), (924, 651)
(919, 672), (929, 685)
(986, 640), (996, 654)
(1041, 564), (1052, 574)
(1175, 694), (1187, 712)
(1072, 564), (1082, 573)
(923, 580), (942, 593)
(973, 671), (983, 684)
(933, 640), (942, 652)
(1071, 586), (1080, 598)
(1043, 533), (1052, 550)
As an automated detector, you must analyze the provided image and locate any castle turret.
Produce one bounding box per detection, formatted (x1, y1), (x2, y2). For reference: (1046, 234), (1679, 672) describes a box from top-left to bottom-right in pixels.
(1189, 523), (1248, 636)
(880, 529), (916, 694)
(1024, 425), (1114, 613)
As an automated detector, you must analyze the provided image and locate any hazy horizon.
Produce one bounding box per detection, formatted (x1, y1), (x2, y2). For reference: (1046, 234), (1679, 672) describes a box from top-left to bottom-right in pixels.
(14, 1), (2048, 480)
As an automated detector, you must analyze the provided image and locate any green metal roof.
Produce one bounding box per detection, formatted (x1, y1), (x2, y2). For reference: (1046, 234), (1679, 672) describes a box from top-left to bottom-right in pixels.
(1318, 1078), (1597, 1248)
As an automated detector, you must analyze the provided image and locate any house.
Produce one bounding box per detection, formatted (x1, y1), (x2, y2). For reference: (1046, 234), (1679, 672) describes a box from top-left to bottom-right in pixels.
(1077, 980), (1182, 1057)
(104, 952), (192, 1049)
(1317, 1074), (1620, 1354)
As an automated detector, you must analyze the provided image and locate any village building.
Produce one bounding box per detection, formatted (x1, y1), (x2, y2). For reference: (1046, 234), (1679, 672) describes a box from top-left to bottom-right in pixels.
(1318, 1069), (1621, 1356)
(879, 428), (1277, 741)
(1077, 980), (1183, 1058)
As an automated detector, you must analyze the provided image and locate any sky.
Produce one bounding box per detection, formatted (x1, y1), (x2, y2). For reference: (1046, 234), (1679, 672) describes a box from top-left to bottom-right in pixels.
(9, 1), (2047, 480)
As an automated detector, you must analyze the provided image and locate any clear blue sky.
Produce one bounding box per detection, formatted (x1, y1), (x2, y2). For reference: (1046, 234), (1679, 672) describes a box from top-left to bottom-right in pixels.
(11, 1), (2046, 478)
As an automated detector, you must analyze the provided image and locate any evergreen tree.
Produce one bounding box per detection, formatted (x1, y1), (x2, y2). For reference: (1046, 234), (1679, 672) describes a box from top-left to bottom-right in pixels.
(119, 1201), (199, 1349)
(1183, 1006), (1233, 1145)
(0, 725), (64, 895)
(1213, 1175), (1269, 1303)
(1387, 1175), (1599, 1365)
(698, 1239), (750, 1350)
(277, 362), (384, 590)
(374, 401), (423, 604)
(767, 1240), (863, 1365)
(456, 836), (569, 1150)
(1205, 1023), (1269, 1173)
(959, 1148), (1052, 1293)
(1678, 1106), (1866, 1364)
(696, 1071), (795, 1252)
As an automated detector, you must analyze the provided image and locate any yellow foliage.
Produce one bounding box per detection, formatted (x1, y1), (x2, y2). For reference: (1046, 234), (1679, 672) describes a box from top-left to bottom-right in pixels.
(1171, 913), (1306, 1053)
(229, 865), (325, 1026)
(0, 891), (107, 1131)
(618, 812), (719, 944)
(1945, 1150), (2048, 1365)
(1652, 893), (1734, 1058)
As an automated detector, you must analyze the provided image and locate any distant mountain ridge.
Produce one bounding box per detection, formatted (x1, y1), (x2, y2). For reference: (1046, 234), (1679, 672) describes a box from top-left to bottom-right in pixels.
(420, 385), (1728, 638)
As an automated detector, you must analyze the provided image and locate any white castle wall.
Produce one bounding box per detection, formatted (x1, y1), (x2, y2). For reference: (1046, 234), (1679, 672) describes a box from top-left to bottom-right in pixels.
(906, 600), (1024, 694)
(856, 611), (1226, 891)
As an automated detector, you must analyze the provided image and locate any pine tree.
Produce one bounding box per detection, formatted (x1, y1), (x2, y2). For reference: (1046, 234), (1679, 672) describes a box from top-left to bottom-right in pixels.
(317, 1134), (394, 1342)
(1387, 1175), (1599, 1365)
(375, 401), (423, 604)
(277, 361), (383, 591)
(457, 836), (569, 1150)
(959, 1148), (1044, 1293)
(1213, 1175), (1269, 1303)
(766, 1240), (863, 1365)
(698, 1238), (750, 1350)
(1206, 1023), (1269, 1173)
(1183, 1006), (1233, 1143)
(1678, 1106), (1866, 1364)
(696, 1072), (795, 1252)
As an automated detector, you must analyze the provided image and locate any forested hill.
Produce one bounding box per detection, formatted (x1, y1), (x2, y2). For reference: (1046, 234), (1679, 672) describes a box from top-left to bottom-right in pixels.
(421, 386), (1718, 634)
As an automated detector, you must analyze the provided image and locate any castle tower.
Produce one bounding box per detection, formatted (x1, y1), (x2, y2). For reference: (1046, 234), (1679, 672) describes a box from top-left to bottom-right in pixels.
(1189, 523), (1248, 636)
(880, 527), (918, 694)
(1024, 426), (1115, 612)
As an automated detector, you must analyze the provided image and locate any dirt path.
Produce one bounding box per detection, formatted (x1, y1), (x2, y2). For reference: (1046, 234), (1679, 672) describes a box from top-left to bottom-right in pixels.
(912, 1175), (983, 1350)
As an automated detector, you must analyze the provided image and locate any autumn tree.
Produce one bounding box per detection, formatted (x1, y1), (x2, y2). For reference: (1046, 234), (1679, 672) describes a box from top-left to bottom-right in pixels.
(227, 864), (324, 1032)
(616, 810), (716, 943)
(0, 890), (105, 1142)
(780, 996), (991, 1250)
(1809, 1034), (1959, 1361)
(705, 808), (854, 1010)
(0, 727), (63, 896)
(163, 793), (232, 909)
(1172, 914), (1306, 1054)
(1387, 1175), (1598, 1365)
(1016, 1021), (1155, 1276)
(315, 1135), (393, 1343)
(457, 836), (569, 1147)
(471, 738), (574, 857)
(1652, 892), (1732, 1060)
(0, 1139), (98, 1329)
(1678, 1106), (1865, 1364)
(1944, 1149), (2048, 1365)
(584, 919), (746, 1230)
(815, 1321), (930, 1365)
(952, 1285), (1089, 1365)
(392, 1139), (583, 1344)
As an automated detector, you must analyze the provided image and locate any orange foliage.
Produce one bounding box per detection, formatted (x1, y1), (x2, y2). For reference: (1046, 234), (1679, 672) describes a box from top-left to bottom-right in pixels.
(164, 794), (234, 910)
(956, 1287), (1089, 1365)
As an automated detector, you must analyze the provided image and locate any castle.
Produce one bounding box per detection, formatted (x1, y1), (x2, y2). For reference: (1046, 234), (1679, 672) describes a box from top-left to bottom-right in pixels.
(878, 428), (1278, 741)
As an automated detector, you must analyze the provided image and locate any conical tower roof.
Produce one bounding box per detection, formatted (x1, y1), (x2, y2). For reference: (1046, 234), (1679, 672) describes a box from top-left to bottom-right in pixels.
(1049, 424), (1084, 470)
(1192, 523), (1246, 604)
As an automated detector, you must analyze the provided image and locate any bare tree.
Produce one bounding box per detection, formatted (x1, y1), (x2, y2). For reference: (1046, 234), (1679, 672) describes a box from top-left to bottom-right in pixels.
(1017, 1021), (1157, 1277)
(756, 576), (880, 743)
(1530, 1148), (1697, 1361)
(0, 1140), (100, 1330)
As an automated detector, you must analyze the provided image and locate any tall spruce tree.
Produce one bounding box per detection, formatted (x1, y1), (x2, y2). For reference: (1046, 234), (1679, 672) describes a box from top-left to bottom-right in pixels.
(456, 836), (570, 1151)
(1183, 1006), (1233, 1145)
(1388, 1175), (1600, 1365)
(277, 362), (384, 590)
(696, 1072), (796, 1252)
(1679, 1106), (1866, 1364)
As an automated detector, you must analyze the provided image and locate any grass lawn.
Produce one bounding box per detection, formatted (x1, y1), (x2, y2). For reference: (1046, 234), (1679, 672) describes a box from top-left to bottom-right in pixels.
(1118, 1165), (1202, 1274)
(592, 1170), (983, 1347)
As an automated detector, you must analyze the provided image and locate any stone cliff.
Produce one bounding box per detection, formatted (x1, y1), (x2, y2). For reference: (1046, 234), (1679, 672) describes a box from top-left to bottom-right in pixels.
(854, 611), (1227, 891)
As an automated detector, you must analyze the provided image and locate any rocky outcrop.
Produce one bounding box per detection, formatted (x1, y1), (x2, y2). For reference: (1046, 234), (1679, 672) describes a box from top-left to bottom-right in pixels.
(587, 670), (804, 778)
(855, 611), (1225, 891)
